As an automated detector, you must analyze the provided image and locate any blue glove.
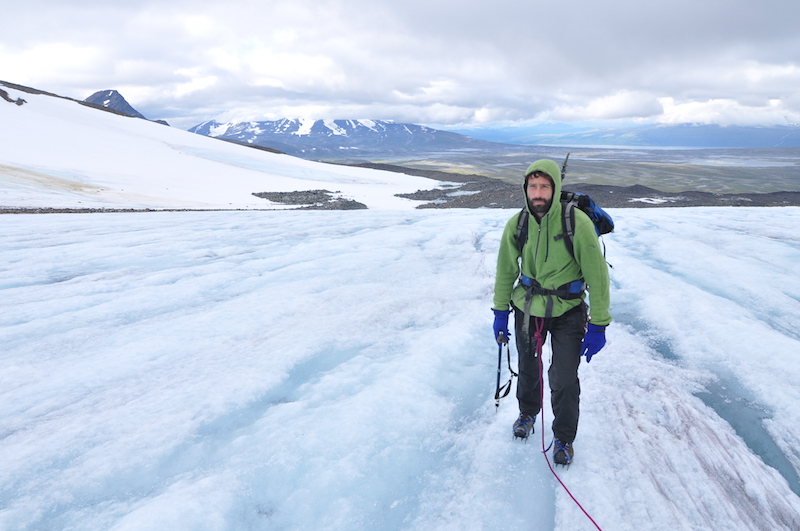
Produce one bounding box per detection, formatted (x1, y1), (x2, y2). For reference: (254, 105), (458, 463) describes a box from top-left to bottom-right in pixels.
(581, 323), (606, 362)
(493, 309), (511, 344)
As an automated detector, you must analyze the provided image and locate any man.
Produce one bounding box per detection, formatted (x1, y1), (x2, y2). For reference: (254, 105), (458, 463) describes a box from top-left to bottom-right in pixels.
(492, 159), (611, 465)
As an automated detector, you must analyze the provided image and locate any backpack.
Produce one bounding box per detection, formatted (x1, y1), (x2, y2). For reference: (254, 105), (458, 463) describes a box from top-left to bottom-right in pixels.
(513, 154), (614, 259)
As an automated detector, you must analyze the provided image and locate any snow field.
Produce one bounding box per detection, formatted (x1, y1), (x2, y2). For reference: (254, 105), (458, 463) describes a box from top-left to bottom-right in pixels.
(1, 207), (800, 530)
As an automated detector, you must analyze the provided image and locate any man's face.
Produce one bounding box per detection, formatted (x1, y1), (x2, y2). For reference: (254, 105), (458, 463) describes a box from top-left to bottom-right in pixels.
(526, 173), (554, 217)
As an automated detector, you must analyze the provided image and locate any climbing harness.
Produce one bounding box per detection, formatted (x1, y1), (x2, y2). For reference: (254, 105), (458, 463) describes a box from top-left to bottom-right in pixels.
(519, 274), (585, 337)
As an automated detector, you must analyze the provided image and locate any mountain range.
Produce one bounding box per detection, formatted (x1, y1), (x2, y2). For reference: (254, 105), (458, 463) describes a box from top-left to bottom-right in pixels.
(188, 118), (494, 158)
(3, 79), (797, 213)
(78, 88), (800, 152)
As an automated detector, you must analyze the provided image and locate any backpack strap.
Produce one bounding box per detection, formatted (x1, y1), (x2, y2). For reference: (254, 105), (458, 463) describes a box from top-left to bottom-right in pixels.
(515, 199), (580, 260)
(514, 208), (529, 255)
(554, 199), (576, 260)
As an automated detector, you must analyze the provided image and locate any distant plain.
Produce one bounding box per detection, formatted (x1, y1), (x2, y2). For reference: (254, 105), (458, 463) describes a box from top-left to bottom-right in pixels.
(333, 145), (800, 194)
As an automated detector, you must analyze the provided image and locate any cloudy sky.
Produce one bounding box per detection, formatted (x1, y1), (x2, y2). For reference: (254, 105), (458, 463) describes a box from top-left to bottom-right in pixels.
(2, 0), (799, 130)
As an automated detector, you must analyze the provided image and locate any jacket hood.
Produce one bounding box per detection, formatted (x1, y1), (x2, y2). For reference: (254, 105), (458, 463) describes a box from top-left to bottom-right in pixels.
(522, 159), (562, 216)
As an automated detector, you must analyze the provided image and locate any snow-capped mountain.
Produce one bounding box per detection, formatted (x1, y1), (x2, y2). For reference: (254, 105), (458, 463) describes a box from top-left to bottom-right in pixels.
(84, 90), (146, 119)
(189, 118), (493, 158)
(83, 89), (169, 125)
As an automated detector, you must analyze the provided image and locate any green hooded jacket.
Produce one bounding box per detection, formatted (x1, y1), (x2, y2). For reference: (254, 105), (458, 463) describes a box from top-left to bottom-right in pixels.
(492, 159), (612, 325)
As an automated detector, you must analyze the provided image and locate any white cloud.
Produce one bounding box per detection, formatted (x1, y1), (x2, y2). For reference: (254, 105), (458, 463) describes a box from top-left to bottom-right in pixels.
(658, 97), (800, 127)
(180, 14), (217, 38)
(0, 43), (103, 86)
(246, 48), (346, 90)
(172, 71), (219, 98)
(2, 0), (800, 129)
(549, 91), (664, 122)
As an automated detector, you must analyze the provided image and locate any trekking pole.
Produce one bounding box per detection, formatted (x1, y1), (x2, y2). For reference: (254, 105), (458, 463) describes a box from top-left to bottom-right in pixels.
(494, 332), (516, 410)
(494, 332), (506, 410)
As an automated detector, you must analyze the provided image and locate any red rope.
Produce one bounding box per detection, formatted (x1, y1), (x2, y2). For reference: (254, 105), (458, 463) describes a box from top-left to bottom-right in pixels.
(534, 317), (603, 531)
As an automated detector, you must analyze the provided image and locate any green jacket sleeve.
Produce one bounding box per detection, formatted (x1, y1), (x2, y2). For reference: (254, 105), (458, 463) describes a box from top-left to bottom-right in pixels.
(492, 214), (522, 311)
(572, 211), (612, 326)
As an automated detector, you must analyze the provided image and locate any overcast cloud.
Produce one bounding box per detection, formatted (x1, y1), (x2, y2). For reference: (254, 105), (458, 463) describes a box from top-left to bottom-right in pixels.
(2, 0), (799, 130)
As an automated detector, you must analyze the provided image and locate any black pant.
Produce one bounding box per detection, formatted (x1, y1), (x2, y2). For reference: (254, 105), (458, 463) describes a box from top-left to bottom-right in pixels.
(514, 303), (586, 443)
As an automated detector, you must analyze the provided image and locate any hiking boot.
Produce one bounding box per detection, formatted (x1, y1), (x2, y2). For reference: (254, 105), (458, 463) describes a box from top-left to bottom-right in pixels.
(512, 413), (536, 439)
(553, 439), (574, 465)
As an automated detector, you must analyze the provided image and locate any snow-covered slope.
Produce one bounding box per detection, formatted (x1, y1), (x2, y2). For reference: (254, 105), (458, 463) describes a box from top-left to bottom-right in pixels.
(2, 208), (800, 530)
(0, 85), (441, 210)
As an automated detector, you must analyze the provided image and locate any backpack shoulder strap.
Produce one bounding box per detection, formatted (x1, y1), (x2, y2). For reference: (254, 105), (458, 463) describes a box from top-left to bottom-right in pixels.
(514, 208), (528, 255)
(559, 199), (577, 260)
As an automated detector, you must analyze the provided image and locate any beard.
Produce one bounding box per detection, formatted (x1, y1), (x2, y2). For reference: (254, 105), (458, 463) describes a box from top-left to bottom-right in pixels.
(528, 197), (553, 216)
